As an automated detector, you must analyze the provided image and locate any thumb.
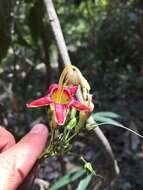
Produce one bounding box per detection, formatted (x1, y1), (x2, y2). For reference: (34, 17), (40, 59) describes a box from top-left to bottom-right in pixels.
(0, 124), (48, 190)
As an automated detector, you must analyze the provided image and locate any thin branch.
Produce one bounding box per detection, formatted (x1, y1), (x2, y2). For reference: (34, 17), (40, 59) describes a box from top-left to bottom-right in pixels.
(43, 0), (119, 187)
(44, 0), (71, 66)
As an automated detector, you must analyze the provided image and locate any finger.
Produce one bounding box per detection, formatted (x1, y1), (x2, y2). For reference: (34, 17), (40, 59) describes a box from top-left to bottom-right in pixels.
(0, 123), (48, 190)
(0, 126), (16, 152)
(17, 161), (39, 190)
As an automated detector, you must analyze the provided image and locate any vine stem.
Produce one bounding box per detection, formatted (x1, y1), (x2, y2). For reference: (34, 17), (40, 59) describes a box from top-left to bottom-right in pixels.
(48, 123), (56, 151)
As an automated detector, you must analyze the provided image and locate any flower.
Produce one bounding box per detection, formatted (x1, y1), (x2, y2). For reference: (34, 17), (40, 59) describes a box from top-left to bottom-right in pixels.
(26, 84), (91, 126)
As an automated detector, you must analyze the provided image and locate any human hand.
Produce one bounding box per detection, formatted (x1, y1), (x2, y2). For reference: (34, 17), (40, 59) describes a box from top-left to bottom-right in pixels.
(0, 124), (48, 190)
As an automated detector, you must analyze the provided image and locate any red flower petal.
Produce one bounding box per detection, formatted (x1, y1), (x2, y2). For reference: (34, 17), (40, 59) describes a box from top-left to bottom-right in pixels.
(69, 85), (78, 96)
(26, 83), (92, 126)
(48, 84), (58, 95)
(52, 103), (69, 126)
(70, 98), (91, 112)
(26, 96), (52, 108)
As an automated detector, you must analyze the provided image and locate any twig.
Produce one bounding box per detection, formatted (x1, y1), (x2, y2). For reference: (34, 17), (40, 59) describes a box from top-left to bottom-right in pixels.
(44, 0), (71, 66)
(43, 0), (119, 187)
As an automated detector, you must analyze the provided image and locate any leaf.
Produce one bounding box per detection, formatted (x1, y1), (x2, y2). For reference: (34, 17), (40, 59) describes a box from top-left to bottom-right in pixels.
(48, 169), (86, 190)
(87, 110), (143, 138)
(90, 118), (143, 139)
(93, 111), (120, 120)
(76, 175), (92, 190)
(93, 112), (120, 124)
(100, 119), (143, 138)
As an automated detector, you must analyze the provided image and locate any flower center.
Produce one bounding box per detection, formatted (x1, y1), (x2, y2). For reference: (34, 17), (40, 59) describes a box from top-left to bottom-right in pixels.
(51, 88), (70, 104)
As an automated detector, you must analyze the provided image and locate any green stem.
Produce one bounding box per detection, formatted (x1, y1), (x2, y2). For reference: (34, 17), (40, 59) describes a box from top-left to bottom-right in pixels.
(66, 133), (77, 143)
(48, 123), (56, 152)
(80, 156), (87, 164)
(39, 121), (57, 159)
(65, 130), (71, 140)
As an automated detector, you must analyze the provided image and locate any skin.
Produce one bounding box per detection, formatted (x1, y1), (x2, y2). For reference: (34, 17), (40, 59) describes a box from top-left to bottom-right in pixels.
(0, 124), (48, 190)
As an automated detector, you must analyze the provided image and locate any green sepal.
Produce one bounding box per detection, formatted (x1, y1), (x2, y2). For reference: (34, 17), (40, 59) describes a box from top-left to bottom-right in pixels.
(80, 156), (96, 176)
(84, 162), (96, 176)
(85, 123), (98, 130)
(70, 108), (77, 119)
(67, 117), (77, 130)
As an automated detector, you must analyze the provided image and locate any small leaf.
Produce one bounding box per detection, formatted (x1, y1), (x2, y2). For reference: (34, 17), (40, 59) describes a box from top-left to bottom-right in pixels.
(103, 119), (143, 138)
(93, 111), (120, 120)
(76, 175), (92, 190)
(91, 119), (143, 139)
(93, 114), (119, 124)
(48, 169), (86, 190)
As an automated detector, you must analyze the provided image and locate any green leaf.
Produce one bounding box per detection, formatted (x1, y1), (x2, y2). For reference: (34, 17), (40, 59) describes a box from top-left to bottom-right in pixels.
(95, 116), (120, 124)
(101, 119), (143, 138)
(92, 112), (121, 127)
(48, 169), (86, 190)
(93, 111), (120, 120)
(91, 118), (143, 139)
(76, 175), (92, 190)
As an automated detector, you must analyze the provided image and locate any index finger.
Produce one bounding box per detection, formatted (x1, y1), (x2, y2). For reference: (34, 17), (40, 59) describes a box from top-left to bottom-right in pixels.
(0, 126), (16, 152)
(0, 124), (48, 190)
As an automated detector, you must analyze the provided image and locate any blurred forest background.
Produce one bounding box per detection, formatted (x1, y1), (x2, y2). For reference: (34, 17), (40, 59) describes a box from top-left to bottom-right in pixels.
(0, 0), (143, 189)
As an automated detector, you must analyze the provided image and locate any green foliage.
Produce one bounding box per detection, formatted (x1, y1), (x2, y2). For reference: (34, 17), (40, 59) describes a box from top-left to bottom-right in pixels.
(87, 111), (143, 138)
(93, 111), (120, 120)
(48, 169), (86, 190)
(86, 111), (121, 130)
(76, 174), (92, 190)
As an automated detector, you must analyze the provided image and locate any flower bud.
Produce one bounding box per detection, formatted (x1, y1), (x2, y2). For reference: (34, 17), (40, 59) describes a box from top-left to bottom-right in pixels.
(65, 68), (80, 86)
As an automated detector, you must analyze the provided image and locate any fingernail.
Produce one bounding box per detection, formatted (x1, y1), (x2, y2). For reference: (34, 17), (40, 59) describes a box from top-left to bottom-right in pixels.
(30, 124), (46, 134)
